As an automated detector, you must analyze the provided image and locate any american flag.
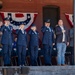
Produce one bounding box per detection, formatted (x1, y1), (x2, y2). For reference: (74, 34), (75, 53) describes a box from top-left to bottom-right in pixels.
(0, 12), (38, 31)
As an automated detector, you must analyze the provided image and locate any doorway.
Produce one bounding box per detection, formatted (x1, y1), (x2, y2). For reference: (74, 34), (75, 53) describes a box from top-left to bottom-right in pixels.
(43, 5), (60, 28)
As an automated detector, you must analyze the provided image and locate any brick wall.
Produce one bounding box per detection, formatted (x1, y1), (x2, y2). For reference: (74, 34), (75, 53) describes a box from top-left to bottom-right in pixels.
(0, 0), (73, 39)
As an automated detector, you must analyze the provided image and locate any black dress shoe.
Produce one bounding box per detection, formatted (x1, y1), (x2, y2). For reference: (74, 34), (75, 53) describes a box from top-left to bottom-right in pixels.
(4, 64), (7, 66)
(8, 64), (11, 66)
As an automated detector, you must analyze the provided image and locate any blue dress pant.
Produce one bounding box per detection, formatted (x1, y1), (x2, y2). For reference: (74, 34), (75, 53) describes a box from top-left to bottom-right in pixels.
(3, 44), (12, 65)
(17, 45), (26, 66)
(43, 44), (52, 65)
(30, 46), (38, 66)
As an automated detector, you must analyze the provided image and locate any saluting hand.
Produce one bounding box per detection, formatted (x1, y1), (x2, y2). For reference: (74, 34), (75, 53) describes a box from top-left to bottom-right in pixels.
(45, 24), (48, 27)
(5, 22), (8, 26)
(31, 27), (33, 30)
(62, 30), (66, 33)
(19, 26), (22, 30)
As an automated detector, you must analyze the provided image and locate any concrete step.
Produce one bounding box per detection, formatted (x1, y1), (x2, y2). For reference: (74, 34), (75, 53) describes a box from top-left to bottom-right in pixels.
(0, 66), (75, 75)
(27, 66), (75, 75)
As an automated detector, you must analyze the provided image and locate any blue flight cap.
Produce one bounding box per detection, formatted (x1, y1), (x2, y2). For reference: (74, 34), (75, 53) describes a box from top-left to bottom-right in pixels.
(45, 19), (50, 23)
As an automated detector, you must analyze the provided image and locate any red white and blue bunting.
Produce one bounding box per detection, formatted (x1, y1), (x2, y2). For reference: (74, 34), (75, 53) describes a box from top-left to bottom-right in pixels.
(65, 13), (73, 27)
(0, 12), (38, 30)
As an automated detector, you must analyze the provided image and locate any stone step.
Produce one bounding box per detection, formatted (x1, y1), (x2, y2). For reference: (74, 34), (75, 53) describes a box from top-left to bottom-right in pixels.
(27, 66), (75, 75)
(0, 66), (75, 75)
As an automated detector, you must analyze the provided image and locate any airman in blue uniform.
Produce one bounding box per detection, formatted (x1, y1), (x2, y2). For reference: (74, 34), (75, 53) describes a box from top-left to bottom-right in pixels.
(16, 23), (27, 66)
(0, 18), (13, 66)
(28, 25), (39, 66)
(41, 19), (55, 66)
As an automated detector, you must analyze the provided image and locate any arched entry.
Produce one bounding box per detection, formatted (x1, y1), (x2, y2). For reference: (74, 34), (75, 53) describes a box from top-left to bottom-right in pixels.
(43, 5), (60, 28)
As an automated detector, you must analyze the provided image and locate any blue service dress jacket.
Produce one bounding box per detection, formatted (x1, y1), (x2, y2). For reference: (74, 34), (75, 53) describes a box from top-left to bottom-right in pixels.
(28, 29), (39, 46)
(16, 29), (27, 46)
(0, 25), (13, 45)
(41, 26), (55, 45)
